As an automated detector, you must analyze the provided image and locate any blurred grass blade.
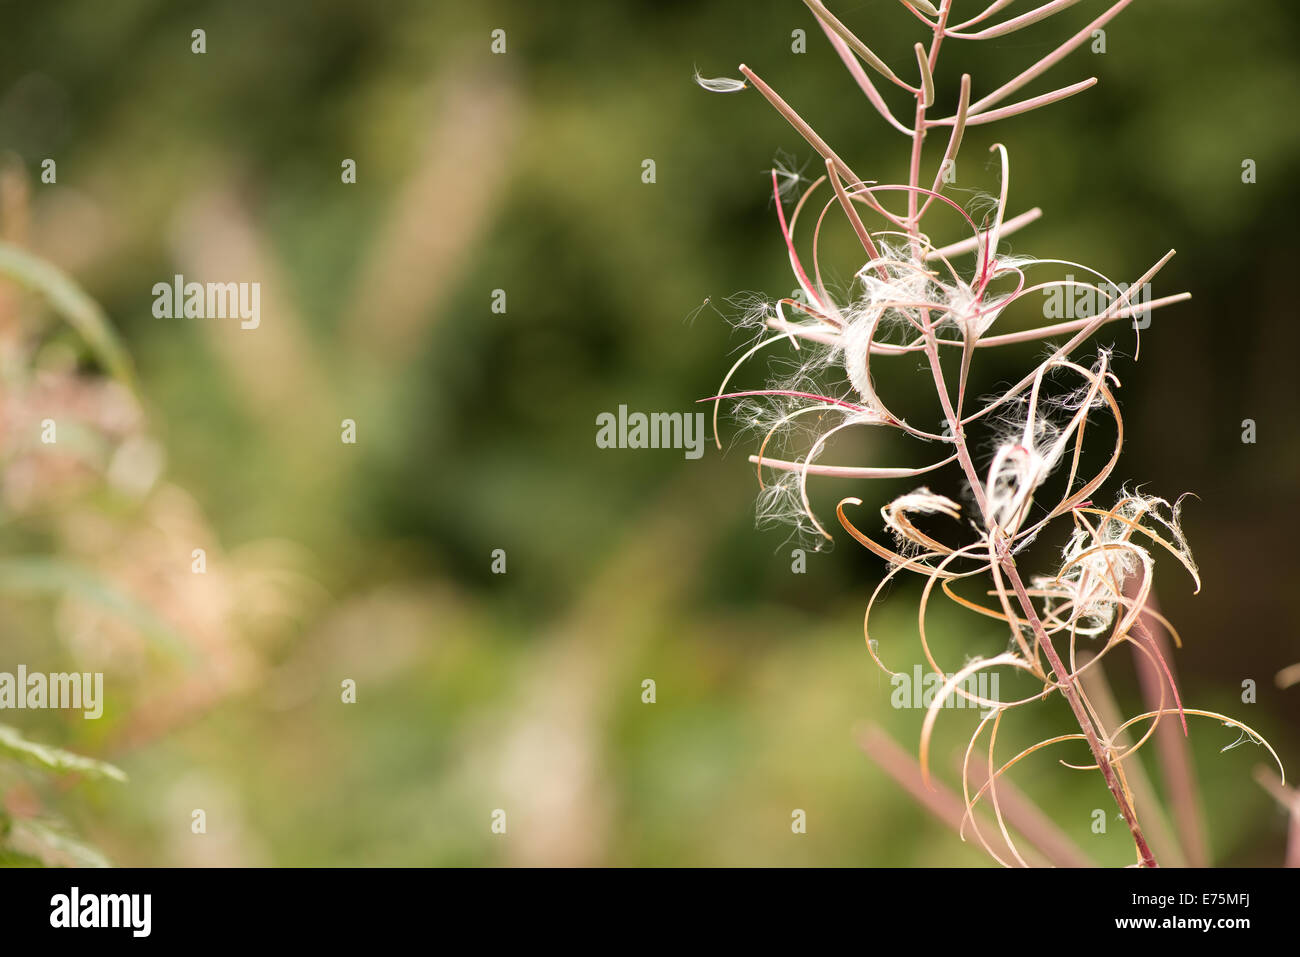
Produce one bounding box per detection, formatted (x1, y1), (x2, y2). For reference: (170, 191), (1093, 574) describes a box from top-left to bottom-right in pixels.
(0, 557), (193, 664)
(0, 724), (126, 782)
(10, 819), (113, 867)
(0, 241), (137, 390)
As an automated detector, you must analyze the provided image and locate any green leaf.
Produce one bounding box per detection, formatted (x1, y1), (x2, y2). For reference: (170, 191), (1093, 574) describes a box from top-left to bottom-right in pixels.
(0, 724), (127, 782)
(0, 845), (45, 867)
(0, 241), (137, 390)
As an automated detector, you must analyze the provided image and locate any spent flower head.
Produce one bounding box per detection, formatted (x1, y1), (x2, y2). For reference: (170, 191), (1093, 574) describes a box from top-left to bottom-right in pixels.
(699, 0), (1283, 867)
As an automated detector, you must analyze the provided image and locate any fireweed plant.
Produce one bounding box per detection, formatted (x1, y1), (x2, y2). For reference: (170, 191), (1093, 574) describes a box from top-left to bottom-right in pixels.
(700, 0), (1283, 867)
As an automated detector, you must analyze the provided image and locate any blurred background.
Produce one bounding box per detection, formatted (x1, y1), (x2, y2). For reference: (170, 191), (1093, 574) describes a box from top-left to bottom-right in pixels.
(0, 0), (1297, 866)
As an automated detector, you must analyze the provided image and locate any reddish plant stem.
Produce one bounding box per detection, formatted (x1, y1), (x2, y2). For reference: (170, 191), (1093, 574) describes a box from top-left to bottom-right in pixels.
(1130, 587), (1206, 866)
(906, 1), (1157, 867)
(995, 535), (1158, 867)
(918, 331), (1158, 867)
